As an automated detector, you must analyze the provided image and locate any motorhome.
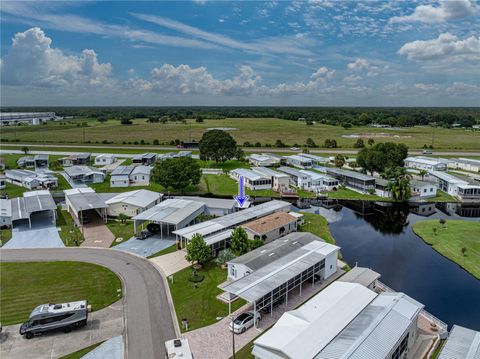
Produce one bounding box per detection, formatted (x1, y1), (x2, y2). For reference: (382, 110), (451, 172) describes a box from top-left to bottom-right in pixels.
(19, 300), (89, 339)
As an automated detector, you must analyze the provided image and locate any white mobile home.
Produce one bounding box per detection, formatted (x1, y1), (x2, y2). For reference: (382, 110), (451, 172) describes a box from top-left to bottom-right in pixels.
(410, 180), (437, 199)
(5, 169), (57, 190)
(248, 154), (280, 167)
(253, 282), (423, 359)
(59, 153), (91, 167)
(229, 168), (272, 191)
(438, 325), (480, 359)
(251, 167), (290, 192)
(404, 156), (447, 171)
(0, 198), (12, 228)
(105, 190), (162, 217)
(110, 166), (134, 187)
(64, 166), (105, 185)
(448, 158), (480, 172)
(129, 165), (152, 185)
(278, 167), (312, 190)
(297, 153), (329, 166)
(241, 211), (298, 242)
(94, 154), (116, 165)
(132, 153), (157, 166)
(300, 170), (339, 191)
(374, 178), (392, 198)
(283, 155), (313, 169)
(325, 168), (376, 193)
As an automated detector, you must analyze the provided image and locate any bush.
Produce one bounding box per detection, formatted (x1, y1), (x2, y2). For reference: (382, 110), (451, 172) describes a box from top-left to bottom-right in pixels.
(214, 249), (236, 267)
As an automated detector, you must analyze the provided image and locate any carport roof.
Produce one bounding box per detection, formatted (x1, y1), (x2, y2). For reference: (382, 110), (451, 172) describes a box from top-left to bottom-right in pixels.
(222, 239), (339, 302)
(132, 198), (205, 225)
(11, 190), (56, 221)
(65, 188), (108, 212)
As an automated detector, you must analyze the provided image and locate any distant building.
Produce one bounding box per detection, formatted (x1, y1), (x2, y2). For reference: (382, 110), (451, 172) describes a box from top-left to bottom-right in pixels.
(428, 171), (480, 202)
(404, 156), (447, 171)
(59, 153), (91, 167)
(94, 154), (116, 166)
(251, 167), (290, 192)
(105, 189), (162, 217)
(64, 166), (105, 185)
(5, 169), (57, 189)
(438, 325), (480, 359)
(130, 165), (152, 186)
(374, 178), (392, 198)
(242, 211), (298, 242)
(447, 157), (480, 173)
(132, 153), (157, 166)
(410, 180), (437, 199)
(17, 156), (35, 168)
(253, 281), (424, 359)
(229, 168), (272, 190)
(248, 154), (280, 167)
(325, 168), (376, 193)
(0, 112), (56, 126)
(283, 155), (313, 169)
(0, 198), (12, 227)
(110, 165), (135, 187)
(297, 153), (329, 166)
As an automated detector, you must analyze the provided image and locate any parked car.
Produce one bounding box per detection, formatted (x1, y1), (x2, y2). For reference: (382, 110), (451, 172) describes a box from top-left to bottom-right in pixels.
(20, 300), (88, 339)
(422, 149), (433, 154)
(135, 229), (153, 240)
(146, 222), (161, 234)
(229, 311), (261, 334)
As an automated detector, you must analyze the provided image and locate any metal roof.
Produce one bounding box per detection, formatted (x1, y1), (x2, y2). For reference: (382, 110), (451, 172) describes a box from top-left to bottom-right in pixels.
(177, 196), (237, 210)
(438, 325), (480, 359)
(326, 168), (375, 182)
(429, 170), (469, 184)
(231, 168), (269, 181)
(132, 198), (205, 225)
(298, 153), (329, 163)
(454, 158), (480, 166)
(131, 165), (152, 175)
(251, 167), (290, 178)
(253, 282), (377, 359)
(65, 188), (107, 212)
(285, 154), (313, 163)
(405, 156), (445, 166)
(105, 190), (162, 208)
(173, 200), (291, 240)
(229, 232), (325, 271)
(278, 166), (310, 178)
(64, 166), (104, 178)
(300, 170), (336, 182)
(338, 267), (381, 287)
(316, 292), (423, 359)
(204, 229), (234, 246)
(222, 238), (339, 302)
(11, 190), (56, 221)
(111, 165), (135, 176)
(34, 154), (49, 160)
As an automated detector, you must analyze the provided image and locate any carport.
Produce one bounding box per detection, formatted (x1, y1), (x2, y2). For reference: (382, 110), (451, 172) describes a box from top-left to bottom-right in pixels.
(132, 198), (205, 239)
(64, 188), (108, 225)
(10, 190), (56, 229)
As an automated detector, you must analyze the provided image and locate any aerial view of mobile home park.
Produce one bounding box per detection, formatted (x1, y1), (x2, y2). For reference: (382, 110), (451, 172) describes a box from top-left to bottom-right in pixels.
(0, 1), (479, 359)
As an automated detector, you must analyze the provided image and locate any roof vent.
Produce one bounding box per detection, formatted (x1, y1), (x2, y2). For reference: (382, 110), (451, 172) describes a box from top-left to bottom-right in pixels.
(174, 339), (182, 347)
(53, 304), (62, 310)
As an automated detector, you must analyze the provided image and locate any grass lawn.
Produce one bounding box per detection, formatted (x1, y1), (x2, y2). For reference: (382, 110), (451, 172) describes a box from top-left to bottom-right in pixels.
(2, 182), (28, 198)
(1, 118), (479, 150)
(203, 174), (279, 198)
(412, 220), (480, 279)
(430, 340), (446, 359)
(107, 219), (134, 246)
(425, 190), (458, 203)
(233, 337), (257, 359)
(59, 341), (105, 359)
(0, 228), (12, 247)
(55, 173), (72, 191)
(199, 159), (250, 172)
(56, 208), (84, 246)
(147, 244), (178, 258)
(299, 212), (335, 244)
(169, 261), (245, 332)
(320, 187), (388, 202)
(0, 261), (122, 325)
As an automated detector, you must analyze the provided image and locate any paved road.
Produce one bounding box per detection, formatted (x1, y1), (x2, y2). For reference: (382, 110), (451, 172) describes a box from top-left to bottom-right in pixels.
(2, 142), (480, 156)
(0, 248), (177, 359)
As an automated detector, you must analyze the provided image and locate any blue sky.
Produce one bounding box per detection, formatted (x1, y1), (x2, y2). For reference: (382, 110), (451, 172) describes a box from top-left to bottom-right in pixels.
(1, 0), (479, 106)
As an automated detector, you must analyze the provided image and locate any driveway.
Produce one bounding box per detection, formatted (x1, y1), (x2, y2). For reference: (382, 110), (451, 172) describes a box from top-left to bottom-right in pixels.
(81, 218), (115, 248)
(0, 300), (123, 359)
(115, 235), (175, 258)
(149, 250), (190, 277)
(184, 270), (345, 359)
(3, 227), (64, 249)
(0, 248), (177, 359)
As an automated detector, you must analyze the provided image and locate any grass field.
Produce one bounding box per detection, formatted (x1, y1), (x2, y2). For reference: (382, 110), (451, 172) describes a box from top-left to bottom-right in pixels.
(0, 228), (12, 247)
(59, 342), (105, 359)
(107, 219), (134, 246)
(56, 208), (84, 246)
(1, 118), (479, 150)
(169, 261), (245, 332)
(147, 244), (178, 259)
(0, 261), (122, 325)
(299, 212), (335, 244)
(412, 220), (480, 279)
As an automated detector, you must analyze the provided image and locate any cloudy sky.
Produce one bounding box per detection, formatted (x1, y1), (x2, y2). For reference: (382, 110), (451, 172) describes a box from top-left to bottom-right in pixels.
(1, 0), (479, 106)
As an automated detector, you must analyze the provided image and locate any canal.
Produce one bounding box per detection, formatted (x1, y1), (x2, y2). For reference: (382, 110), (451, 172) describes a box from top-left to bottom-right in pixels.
(299, 200), (480, 330)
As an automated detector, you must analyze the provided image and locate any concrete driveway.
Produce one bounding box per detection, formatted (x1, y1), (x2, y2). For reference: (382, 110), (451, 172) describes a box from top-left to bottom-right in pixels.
(3, 227), (64, 249)
(81, 219), (115, 248)
(0, 300), (124, 359)
(149, 250), (190, 276)
(115, 235), (175, 258)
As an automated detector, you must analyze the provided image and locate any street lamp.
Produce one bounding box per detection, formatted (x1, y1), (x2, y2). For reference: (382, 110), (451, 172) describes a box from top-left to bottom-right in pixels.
(231, 315), (236, 359)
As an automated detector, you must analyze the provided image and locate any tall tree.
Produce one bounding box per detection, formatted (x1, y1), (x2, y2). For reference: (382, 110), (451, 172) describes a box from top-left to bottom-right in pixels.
(199, 129), (238, 163)
(419, 169), (428, 181)
(185, 233), (210, 266)
(384, 167), (412, 201)
(21, 146), (29, 155)
(230, 227), (249, 256)
(152, 157), (201, 193)
(357, 142), (408, 175)
(334, 154), (346, 168)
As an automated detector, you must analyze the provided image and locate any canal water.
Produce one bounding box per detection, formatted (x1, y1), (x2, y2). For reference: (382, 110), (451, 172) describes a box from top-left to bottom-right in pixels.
(298, 200), (480, 330)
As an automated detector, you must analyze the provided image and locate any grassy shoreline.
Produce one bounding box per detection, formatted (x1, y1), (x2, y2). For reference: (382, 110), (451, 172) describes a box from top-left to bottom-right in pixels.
(412, 220), (480, 279)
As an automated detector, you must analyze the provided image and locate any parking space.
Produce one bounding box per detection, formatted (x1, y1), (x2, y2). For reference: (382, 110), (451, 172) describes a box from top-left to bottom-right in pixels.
(149, 249), (190, 276)
(0, 300), (124, 359)
(3, 227), (64, 249)
(81, 216), (115, 248)
(115, 235), (176, 258)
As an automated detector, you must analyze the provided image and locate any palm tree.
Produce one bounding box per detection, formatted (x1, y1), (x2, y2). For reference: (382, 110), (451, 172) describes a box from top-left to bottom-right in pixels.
(419, 169), (428, 181)
(385, 166), (412, 201)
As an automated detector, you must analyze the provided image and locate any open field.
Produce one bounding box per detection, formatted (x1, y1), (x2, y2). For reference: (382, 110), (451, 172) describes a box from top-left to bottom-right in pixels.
(0, 261), (122, 325)
(169, 261), (245, 332)
(412, 220), (480, 279)
(1, 118), (479, 150)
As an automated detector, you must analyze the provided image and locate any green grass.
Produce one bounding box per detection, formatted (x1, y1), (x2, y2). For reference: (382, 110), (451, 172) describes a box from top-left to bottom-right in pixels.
(147, 244), (178, 258)
(1, 118), (479, 150)
(107, 219), (134, 246)
(0, 261), (122, 325)
(1, 182), (28, 198)
(430, 340), (446, 359)
(56, 208), (84, 246)
(55, 173), (72, 191)
(59, 341), (105, 359)
(320, 187), (388, 201)
(203, 174), (279, 198)
(169, 261), (246, 332)
(412, 220), (480, 279)
(0, 228), (12, 247)
(299, 212), (335, 244)
(426, 190), (459, 203)
(233, 337), (257, 359)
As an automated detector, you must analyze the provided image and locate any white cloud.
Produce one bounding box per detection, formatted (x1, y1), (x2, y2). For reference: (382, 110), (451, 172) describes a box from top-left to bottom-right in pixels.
(346, 58), (386, 76)
(398, 33), (480, 61)
(446, 81), (480, 96)
(347, 58), (370, 70)
(1, 27), (112, 87)
(311, 66), (335, 80)
(390, 0), (478, 24)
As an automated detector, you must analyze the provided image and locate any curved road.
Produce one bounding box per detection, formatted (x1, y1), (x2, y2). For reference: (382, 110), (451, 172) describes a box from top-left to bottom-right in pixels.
(0, 248), (176, 359)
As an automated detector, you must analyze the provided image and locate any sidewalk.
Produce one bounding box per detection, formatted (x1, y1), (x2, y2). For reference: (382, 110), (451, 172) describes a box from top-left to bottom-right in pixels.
(149, 250), (190, 277)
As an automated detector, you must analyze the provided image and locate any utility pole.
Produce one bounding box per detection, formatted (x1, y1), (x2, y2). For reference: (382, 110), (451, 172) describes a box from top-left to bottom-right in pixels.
(231, 316), (236, 359)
